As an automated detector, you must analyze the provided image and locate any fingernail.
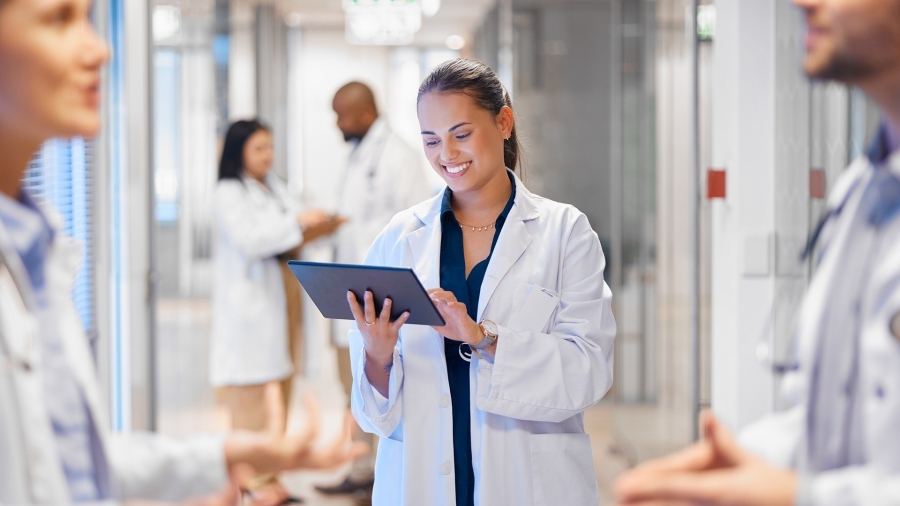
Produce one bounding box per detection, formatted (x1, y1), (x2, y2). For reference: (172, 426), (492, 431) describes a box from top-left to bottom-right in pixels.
(385, 298), (392, 304)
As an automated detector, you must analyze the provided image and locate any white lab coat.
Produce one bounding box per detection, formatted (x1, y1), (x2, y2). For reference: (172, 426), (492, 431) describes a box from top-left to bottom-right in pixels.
(348, 171), (616, 506)
(332, 118), (436, 347)
(739, 152), (900, 504)
(209, 174), (304, 386)
(0, 210), (227, 505)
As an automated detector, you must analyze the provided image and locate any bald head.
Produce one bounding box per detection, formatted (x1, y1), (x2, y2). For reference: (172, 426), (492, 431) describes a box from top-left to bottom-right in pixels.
(333, 82), (379, 142)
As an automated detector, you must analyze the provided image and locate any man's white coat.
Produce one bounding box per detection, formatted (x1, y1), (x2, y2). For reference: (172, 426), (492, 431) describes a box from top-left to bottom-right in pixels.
(740, 151), (900, 505)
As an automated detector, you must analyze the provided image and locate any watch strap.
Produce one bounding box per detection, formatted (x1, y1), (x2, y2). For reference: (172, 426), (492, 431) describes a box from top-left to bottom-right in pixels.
(471, 323), (498, 350)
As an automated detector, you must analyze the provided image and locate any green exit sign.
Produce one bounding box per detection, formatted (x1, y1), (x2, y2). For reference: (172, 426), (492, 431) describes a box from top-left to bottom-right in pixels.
(698, 5), (716, 41)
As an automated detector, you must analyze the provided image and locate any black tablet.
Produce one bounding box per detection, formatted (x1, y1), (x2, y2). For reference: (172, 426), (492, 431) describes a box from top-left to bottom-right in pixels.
(287, 261), (446, 326)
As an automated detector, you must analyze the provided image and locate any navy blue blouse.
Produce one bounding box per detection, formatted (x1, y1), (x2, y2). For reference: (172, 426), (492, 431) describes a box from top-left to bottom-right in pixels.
(438, 173), (516, 506)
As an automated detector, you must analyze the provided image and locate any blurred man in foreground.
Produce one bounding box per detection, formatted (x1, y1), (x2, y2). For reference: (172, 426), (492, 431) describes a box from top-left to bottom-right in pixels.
(615, 0), (900, 504)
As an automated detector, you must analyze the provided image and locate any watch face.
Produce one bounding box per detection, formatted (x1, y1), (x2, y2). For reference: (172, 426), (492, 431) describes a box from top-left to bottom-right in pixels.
(482, 319), (499, 337)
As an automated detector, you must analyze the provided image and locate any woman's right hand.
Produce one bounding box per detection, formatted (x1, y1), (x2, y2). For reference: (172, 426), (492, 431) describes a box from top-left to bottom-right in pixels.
(297, 210), (346, 243)
(347, 290), (409, 397)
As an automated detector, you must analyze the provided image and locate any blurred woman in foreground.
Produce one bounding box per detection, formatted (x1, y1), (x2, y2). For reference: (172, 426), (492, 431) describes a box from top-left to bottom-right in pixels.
(0, 0), (365, 504)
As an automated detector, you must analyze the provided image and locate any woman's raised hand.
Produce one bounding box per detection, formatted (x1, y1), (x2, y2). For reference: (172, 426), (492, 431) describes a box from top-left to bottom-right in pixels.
(427, 289), (483, 345)
(347, 291), (410, 367)
(297, 211), (347, 243)
(347, 290), (409, 397)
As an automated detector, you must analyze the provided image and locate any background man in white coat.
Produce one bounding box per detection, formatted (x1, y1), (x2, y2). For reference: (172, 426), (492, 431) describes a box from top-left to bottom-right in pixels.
(315, 82), (435, 497)
(615, 0), (900, 504)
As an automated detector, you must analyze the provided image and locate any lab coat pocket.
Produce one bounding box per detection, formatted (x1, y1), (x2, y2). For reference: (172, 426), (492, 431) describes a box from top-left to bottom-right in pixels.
(530, 433), (599, 506)
(510, 284), (559, 333)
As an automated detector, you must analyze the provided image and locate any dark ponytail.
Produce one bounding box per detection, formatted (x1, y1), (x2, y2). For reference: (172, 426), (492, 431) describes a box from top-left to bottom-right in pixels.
(418, 59), (522, 174)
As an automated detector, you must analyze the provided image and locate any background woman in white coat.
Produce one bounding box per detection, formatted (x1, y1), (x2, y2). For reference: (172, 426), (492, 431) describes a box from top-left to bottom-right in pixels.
(0, 0), (366, 504)
(210, 119), (343, 432)
(346, 59), (617, 505)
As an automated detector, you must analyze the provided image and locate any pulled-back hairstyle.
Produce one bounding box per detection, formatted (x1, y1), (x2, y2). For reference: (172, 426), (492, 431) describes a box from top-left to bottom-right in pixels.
(417, 59), (522, 174)
(218, 119), (269, 180)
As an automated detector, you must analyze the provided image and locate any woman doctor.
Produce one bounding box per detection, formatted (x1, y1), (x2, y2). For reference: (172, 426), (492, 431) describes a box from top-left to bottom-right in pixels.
(346, 58), (617, 506)
(210, 119), (344, 431)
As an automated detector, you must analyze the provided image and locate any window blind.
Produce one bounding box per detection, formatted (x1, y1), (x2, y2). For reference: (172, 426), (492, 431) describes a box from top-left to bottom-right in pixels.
(22, 138), (95, 333)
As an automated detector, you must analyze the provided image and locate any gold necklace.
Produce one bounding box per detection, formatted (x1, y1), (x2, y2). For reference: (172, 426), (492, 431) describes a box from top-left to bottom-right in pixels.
(457, 221), (495, 232)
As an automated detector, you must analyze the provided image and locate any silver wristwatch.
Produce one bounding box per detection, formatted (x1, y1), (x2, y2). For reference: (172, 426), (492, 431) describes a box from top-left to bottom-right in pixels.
(472, 319), (499, 350)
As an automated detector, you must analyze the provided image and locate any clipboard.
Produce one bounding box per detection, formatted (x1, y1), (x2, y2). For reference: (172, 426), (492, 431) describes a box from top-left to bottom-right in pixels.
(287, 261), (446, 326)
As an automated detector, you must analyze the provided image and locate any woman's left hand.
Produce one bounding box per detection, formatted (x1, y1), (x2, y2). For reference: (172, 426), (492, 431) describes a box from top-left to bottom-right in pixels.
(428, 289), (483, 344)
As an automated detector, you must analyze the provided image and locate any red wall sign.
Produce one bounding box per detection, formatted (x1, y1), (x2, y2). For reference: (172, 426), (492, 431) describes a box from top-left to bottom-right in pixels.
(707, 168), (726, 199)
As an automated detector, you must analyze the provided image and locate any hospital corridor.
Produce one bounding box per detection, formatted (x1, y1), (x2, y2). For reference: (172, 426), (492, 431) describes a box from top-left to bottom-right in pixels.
(1, 0), (898, 504)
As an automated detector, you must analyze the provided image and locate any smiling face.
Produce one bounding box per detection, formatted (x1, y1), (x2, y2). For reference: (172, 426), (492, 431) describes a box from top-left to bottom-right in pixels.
(242, 129), (273, 182)
(417, 91), (513, 195)
(0, 0), (109, 141)
(793, 0), (900, 84)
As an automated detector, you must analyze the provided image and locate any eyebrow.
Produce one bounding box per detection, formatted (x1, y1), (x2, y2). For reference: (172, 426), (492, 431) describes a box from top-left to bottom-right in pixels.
(421, 122), (471, 135)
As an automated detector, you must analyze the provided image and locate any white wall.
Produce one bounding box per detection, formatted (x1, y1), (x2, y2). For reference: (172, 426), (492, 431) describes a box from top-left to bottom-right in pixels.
(126, 0), (154, 431)
(291, 29), (389, 209)
(229, 0), (256, 120)
(710, 0), (811, 430)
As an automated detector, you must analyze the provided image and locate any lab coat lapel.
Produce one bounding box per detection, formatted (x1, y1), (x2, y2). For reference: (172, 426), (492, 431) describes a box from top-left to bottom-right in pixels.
(478, 177), (538, 320)
(0, 218), (38, 312)
(38, 211), (106, 431)
(407, 198), (442, 290)
(406, 199), (445, 357)
(0, 215), (40, 366)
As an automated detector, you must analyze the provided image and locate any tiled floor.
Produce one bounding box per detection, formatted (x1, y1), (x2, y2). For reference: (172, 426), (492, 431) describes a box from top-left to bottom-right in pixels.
(156, 298), (689, 505)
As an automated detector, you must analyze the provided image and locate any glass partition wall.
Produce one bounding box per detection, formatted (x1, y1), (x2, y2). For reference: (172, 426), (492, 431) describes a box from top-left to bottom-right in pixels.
(151, 0), (224, 436)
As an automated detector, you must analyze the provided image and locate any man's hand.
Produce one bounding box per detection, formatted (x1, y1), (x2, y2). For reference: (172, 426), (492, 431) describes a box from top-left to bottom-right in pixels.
(223, 393), (369, 477)
(613, 411), (797, 506)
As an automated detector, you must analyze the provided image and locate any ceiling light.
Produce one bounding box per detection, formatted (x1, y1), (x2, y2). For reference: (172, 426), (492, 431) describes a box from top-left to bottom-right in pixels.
(343, 0), (423, 46)
(421, 0), (440, 17)
(152, 6), (181, 43)
(285, 12), (302, 28)
(445, 35), (465, 50)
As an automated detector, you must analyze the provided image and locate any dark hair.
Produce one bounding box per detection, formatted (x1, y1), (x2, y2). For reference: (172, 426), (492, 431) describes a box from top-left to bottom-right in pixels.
(218, 119), (269, 180)
(417, 58), (522, 173)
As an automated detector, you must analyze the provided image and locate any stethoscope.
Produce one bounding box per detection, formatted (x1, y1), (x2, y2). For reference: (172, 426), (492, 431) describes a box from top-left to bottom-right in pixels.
(753, 182), (857, 374)
(757, 166), (900, 374)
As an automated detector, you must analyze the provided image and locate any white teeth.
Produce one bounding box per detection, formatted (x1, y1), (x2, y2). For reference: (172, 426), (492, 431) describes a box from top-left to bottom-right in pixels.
(446, 162), (470, 174)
